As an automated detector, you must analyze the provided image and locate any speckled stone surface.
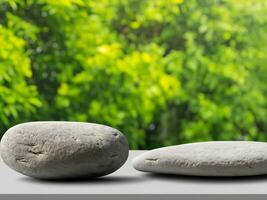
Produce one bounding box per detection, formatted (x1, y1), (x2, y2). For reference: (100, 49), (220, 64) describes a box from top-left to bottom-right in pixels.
(133, 141), (267, 176)
(0, 121), (129, 179)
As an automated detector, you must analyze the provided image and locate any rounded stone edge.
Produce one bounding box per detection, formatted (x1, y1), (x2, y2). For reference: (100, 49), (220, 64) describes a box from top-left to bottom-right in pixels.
(131, 142), (267, 176)
(132, 151), (151, 173)
(0, 121), (131, 179)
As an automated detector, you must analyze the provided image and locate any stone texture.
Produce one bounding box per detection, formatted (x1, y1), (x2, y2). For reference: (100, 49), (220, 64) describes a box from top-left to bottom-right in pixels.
(0, 121), (129, 179)
(133, 141), (267, 176)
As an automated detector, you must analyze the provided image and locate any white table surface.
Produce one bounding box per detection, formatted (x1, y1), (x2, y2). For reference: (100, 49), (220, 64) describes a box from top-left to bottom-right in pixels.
(1, 150), (267, 200)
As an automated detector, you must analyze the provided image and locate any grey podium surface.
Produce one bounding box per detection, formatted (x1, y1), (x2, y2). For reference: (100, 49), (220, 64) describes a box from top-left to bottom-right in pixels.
(1, 150), (267, 200)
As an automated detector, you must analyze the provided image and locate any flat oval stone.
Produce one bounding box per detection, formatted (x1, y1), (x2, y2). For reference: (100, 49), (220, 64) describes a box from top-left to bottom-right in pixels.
(133, 141), (267, 176)
(0, 122), (129, 179)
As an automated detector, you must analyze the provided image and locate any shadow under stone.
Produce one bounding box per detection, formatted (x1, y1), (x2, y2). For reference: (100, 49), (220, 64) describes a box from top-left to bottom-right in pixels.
(145, 173), (267, 183)
(18, 175), (146, 185)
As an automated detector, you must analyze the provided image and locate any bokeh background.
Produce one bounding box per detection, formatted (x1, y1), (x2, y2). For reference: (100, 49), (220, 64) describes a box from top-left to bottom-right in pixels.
(0, 0), (266, 149)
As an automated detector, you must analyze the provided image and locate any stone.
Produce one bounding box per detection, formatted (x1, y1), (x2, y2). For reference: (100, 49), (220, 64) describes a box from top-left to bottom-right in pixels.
(0, 121), (129, 179)
(133, 141), (267, 176)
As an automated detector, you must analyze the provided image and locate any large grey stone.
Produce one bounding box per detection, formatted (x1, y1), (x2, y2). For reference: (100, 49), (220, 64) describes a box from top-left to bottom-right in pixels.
(0, 121), (129, 179)
(133, 141), (267, 176)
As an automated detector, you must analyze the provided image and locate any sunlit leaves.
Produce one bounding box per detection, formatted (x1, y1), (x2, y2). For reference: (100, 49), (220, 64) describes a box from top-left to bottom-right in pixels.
(0, 26), (41, 129)
(0, 0), (266, 149)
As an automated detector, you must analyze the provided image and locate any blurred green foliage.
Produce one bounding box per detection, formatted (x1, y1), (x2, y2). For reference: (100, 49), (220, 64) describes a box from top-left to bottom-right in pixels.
(0, 0), (266, 149)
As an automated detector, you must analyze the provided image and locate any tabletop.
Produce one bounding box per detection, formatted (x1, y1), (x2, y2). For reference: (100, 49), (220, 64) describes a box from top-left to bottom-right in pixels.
(1, 150), (267, 200)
